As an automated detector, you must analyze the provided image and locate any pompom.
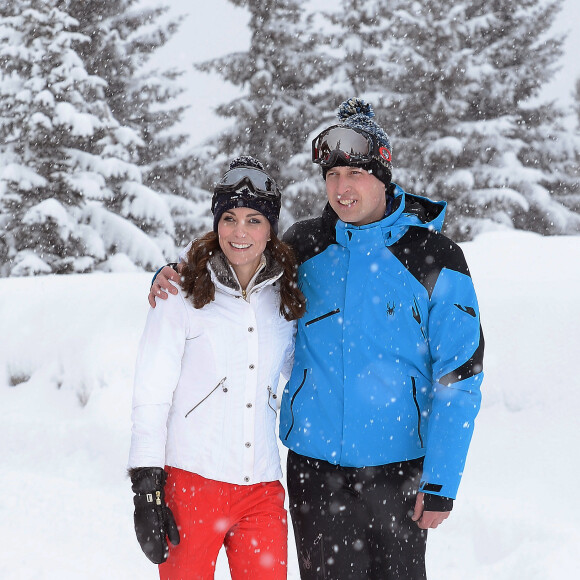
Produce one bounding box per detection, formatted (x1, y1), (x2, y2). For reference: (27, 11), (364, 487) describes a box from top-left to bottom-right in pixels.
(337, 97), (375, 121)
(229, 155), (264, 171)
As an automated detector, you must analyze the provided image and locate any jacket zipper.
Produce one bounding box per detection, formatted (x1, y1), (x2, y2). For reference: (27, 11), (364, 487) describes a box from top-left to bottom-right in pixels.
(304, 308), (340, 327)
(284, 369), (308, 440)
(185, 377), (227, 418)
(411, 377), (424, 448)
(314, 533), (326, 577)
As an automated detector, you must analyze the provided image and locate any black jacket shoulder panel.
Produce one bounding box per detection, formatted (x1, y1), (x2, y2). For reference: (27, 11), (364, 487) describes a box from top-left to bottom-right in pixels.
(389, 227), (471, 298)
(283, 204), (338, 265)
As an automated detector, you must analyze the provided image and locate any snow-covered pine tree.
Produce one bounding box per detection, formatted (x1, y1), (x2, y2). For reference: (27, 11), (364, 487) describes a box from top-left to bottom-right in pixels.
(289, 0), (400, 209)
(316, 0), (397, 118)
(195, 0), (330, 225)
(64, 0), (210, 245)
(575, 78), (580, 126)
(380, 0), (580, 239)
(0, 0), (176, 275)
(551, 76), (580, 214)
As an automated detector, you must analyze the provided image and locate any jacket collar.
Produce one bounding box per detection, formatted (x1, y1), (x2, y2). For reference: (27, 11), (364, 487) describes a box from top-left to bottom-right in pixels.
(334, 183), (447, 247)
(208, 249), (283, 296)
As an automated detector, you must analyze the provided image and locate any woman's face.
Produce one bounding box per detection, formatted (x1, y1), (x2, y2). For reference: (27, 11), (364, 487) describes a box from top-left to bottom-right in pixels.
(217, 207), (271, 282)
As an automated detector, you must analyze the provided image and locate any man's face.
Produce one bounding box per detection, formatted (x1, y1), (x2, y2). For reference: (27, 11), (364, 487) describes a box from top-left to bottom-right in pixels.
(325, 165), (387, 226)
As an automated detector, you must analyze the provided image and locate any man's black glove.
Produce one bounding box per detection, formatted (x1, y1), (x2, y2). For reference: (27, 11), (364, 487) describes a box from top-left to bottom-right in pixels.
(130, 467), (180, 564)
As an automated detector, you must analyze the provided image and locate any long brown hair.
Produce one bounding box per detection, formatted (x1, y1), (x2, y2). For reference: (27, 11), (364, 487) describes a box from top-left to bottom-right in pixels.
(181, 230), (306, 321)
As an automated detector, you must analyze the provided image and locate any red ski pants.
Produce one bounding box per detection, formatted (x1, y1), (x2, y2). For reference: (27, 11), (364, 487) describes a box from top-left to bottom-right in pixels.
(158, 467), (288, 580)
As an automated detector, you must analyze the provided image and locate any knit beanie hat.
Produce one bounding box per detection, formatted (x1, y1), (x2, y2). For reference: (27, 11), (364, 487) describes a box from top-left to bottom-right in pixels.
(321, 97), (393, 187)
(212, 156), (281, 234)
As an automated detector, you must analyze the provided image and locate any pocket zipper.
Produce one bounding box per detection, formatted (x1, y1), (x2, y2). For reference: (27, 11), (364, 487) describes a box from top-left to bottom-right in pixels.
(267, 385), (278, 412)
(304, 308), (340, 327)
(185, 377), (227, 418)
(284, 369), (307, 440)
(411, 376), (424, 448)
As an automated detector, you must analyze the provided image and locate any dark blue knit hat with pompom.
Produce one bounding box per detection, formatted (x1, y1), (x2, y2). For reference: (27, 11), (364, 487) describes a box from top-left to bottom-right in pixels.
(212, 156), (281, 234)
(322, 97), (393, 186)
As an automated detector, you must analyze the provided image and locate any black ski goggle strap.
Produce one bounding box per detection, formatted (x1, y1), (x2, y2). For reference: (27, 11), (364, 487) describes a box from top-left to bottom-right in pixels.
(312, 126), (391, 167)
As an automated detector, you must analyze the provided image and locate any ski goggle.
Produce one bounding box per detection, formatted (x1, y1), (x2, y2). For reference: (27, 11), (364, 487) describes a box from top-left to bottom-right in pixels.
(312, 125), (391, 167)
(212, 166), (281, 212)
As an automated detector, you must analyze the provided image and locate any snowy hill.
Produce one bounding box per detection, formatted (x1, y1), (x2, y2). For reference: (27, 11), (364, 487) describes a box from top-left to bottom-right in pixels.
(1, 229), (579, 579)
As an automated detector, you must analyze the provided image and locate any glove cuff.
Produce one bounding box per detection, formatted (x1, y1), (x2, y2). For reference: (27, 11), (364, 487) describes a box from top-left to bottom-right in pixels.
(130, 467), (167, 493)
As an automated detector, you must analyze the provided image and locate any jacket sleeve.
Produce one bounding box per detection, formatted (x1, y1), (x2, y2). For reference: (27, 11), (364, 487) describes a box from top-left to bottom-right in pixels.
(280, 321), (297, 380)
(420, 247), (484, 500)
(128, 286), (189, 469)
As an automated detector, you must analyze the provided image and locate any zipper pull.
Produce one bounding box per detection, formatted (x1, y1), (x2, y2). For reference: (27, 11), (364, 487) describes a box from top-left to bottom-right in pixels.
(155, 490), (162, 506)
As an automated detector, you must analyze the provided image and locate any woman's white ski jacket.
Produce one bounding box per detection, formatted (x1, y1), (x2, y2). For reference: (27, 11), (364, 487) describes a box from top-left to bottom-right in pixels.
(128, 252), (296, 485)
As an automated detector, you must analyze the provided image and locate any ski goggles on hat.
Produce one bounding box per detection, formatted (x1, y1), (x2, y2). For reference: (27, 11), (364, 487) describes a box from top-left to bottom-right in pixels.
(212, 166), (281, 211)
(312, 125), (391, 168)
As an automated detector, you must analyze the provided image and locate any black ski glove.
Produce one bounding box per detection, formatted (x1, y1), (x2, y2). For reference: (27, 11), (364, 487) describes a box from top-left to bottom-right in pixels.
(130, 467), (180, 564)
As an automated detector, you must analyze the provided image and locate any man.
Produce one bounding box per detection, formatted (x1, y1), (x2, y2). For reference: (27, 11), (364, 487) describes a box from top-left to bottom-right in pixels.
(150, 97), (484, 579)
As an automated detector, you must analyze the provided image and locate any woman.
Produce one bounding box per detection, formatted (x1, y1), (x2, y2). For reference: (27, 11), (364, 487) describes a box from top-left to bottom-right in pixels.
(128, 156), (305, 579)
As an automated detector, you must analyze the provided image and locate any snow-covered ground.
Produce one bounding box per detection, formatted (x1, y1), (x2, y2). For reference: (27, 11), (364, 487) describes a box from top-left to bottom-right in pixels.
(1, 229), (579, 579)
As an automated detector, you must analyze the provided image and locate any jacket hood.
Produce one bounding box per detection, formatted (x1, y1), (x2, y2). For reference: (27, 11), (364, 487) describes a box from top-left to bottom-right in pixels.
(387, 183), (446, 232)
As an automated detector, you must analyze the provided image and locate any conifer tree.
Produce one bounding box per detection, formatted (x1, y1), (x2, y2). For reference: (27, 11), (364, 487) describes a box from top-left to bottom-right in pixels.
(314, 0), (580, 238)
(196, 0), (331, 223)
(379, 0), (580, 239)
(575, 78), (580, 126)
(191, 0), (580, 237)
(552, 76), (580, 214)
(293, 0), (398, 212)
(65, 0), (208, 246)
(319, 0), (397, 115)
(0, 0), (175, 275)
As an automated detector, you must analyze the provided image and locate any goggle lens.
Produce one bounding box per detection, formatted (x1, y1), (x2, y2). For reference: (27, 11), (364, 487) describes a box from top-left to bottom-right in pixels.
(212, 166), (281, 213)
(218, 167), (278, 196)
(312, 127), (374, 166)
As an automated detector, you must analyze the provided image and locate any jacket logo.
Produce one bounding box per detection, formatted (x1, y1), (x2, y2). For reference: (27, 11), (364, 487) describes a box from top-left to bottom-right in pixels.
(454, 304), (476, 317)
(386, 302), (396, 316)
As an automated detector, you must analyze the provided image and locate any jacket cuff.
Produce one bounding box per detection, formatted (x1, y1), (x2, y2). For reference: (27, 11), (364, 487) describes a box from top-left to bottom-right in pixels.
(423, 493), (454, 512)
